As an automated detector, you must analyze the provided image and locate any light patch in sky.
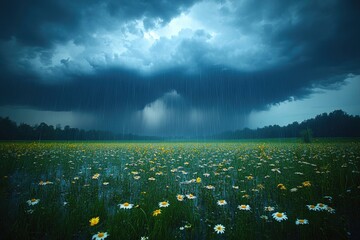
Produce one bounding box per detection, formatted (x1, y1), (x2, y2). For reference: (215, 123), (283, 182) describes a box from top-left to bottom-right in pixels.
(155, 13), (205, 38)
(247, 75), (360, 128)
(142, 98), (167, 128)
(141, 90), (181, 129)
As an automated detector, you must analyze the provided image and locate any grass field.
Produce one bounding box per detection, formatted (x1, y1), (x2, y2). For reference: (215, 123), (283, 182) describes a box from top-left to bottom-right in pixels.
(1, 140), (359, 239)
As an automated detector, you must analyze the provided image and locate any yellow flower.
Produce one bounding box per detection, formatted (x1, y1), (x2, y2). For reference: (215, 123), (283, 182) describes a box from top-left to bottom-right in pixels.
(277, 183), (286, 190)
(302, 181), (311, 187)
(246, 176), (253, 180)
(89, 217), (100, 226)
(242, 194), (250, 199)
(92, 173), (100, 180)
(196, 177), (201, 183)
(153, 209), (161, 216)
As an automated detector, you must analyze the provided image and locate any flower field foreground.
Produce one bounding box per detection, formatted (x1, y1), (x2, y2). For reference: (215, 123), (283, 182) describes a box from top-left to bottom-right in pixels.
(0, 141), (359, 239)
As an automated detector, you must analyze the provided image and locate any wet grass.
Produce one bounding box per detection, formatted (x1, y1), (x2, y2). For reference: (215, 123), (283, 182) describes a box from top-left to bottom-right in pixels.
(0, 140), (359, 239)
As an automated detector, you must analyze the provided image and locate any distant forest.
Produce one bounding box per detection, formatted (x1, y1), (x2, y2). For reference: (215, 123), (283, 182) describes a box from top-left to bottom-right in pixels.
(215, 110), (360, 139)
(0, 118), (158, 141)
(0, 110), (360, 140)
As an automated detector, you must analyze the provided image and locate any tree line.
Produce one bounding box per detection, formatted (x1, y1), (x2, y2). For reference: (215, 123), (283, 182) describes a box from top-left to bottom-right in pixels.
(214, 110), (360, 139)
(0, 110), (359, 140)
(0, 118), (159, 141)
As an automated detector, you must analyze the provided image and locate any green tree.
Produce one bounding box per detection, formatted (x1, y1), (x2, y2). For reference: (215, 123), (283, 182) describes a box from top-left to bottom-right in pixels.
(300, 128), (313, 143)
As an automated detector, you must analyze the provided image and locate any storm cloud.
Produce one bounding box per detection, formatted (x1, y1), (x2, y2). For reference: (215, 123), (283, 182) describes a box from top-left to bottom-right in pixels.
(1, 0), (360, 135)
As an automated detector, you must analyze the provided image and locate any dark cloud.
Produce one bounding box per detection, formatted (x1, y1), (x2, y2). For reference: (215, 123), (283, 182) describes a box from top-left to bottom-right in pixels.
(0, 62), (348, 113)
(0, 0), (199, 48)
(0, 1), (79, 47)
(0, 0), (359, 135)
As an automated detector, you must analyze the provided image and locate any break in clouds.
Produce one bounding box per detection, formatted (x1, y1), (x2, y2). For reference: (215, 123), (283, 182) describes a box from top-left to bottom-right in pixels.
(0, 0), (360, 135)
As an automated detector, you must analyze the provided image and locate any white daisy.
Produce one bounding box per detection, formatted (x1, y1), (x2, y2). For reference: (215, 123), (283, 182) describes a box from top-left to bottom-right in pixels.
(186, 194), (196, 199)
(272, 212), (288, 222)
(316, 203), (328, 210)
(214, 224), (225, 234)
(92, 232), (109, 240)
(238, 204), (251, 211)
(27, 198), (40, 206)
(217, 200), (227, 206)
(159, 201), (170, 208)
(118, 202), (134, 209)
(296, 219), (309, 225)
(264, 206), (275, 212)
(176, 194), (185, 201)
(326, 206), (336, 214)
(307, 204), (320, 211)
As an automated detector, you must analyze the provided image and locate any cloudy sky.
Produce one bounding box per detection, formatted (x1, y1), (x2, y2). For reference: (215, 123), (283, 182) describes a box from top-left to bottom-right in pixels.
(1, 0), (360, 136)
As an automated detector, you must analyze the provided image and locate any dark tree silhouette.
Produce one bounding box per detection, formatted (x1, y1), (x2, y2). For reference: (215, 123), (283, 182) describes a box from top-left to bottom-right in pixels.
(215, 110), (360, 139)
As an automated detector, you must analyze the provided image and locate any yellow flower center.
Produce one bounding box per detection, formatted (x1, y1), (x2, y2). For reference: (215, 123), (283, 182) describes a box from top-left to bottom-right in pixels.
(31, 199), (36, 202)
(318, 203), (324, 207)
(217, 226), (222, 230)
(189, 194), (193, 197)
(310, 205), (315, 208)
(161, 201), (167, 205)
(220, 200), (225, 203)
(98, 232), (104, 237)
(241, 205), (246, 209)
(299, 219), (304, 223)
(276, 213), (283, 218)
(123, 202), (129, 207)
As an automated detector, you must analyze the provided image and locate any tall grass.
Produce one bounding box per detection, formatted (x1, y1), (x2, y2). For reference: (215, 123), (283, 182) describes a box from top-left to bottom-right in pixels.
(0, 141), (359, 239)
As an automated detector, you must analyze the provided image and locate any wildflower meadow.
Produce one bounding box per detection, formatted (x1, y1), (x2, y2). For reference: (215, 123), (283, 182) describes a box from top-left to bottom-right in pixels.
(1, 140), (359, 239)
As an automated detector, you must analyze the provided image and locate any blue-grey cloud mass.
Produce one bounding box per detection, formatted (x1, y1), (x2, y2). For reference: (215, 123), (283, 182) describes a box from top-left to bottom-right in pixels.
(1, 0), (360, 136)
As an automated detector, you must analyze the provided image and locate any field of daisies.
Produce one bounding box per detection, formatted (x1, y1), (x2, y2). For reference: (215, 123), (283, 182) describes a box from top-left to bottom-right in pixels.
(1, 140), (359, 239)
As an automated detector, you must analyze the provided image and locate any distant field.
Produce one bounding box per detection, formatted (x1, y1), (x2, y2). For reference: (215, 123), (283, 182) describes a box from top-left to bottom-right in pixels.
(1, 141), (359, 239)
